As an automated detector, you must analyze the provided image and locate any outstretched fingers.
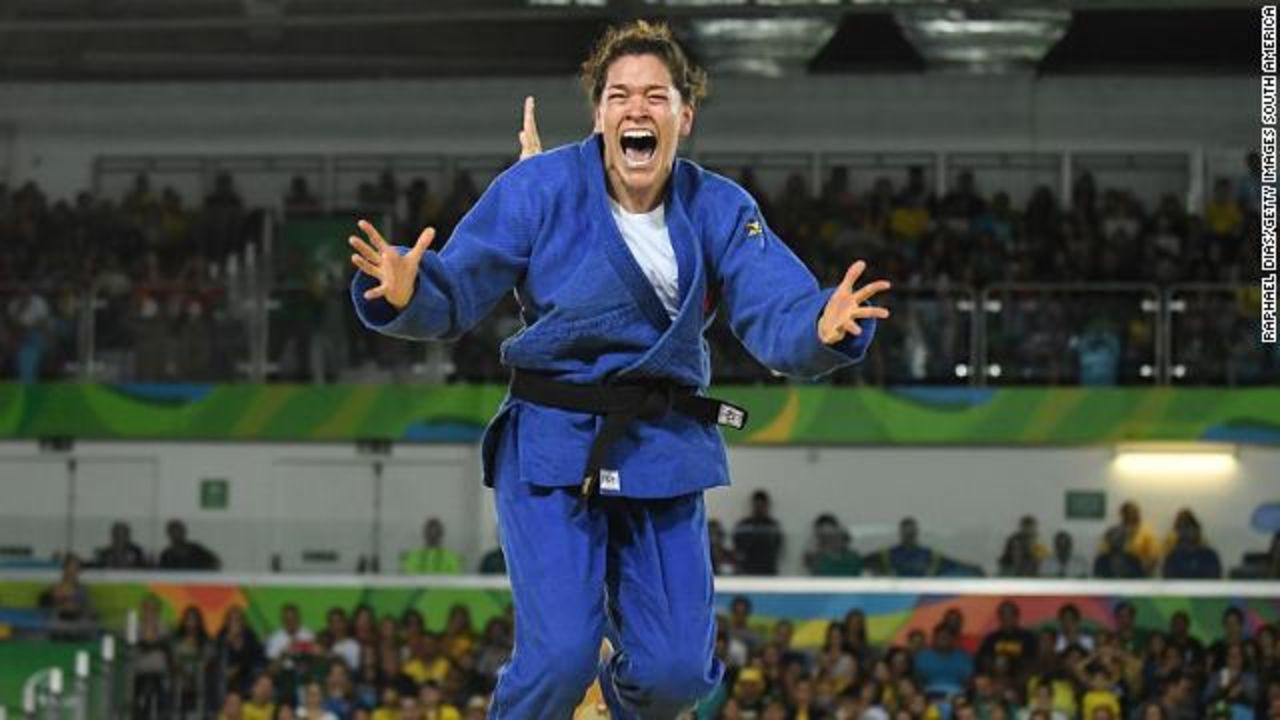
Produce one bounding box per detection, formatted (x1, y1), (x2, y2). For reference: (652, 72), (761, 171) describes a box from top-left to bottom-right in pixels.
(852, 305), (892, 320)
(520, 95), (541, 159)
(406, 226), (436, 262)
(852, 279), (892, 305)
(349, 235), (380, 264)
(351, 254), (384, 280)
(357, 219), (387, 251)
(840, 260), (867, 295)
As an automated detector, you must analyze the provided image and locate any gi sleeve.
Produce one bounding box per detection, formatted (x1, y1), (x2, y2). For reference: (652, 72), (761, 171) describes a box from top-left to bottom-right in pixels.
(712, 188), (876, 381)
(350, 163), (538, 341)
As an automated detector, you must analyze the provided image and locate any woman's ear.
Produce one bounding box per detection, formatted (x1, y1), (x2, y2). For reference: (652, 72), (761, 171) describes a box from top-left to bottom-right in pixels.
(679, 103), (695, 138)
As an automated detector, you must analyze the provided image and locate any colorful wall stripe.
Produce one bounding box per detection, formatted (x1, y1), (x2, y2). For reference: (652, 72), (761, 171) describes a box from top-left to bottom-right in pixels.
(1, 384), (1278, 446)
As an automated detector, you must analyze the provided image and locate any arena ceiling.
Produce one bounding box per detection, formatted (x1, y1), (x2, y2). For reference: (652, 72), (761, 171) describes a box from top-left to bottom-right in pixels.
(0, 0), (1260, 81)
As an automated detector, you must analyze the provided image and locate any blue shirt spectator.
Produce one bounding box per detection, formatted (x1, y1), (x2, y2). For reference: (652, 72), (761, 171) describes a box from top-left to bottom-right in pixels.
(915, 625), (973, 695)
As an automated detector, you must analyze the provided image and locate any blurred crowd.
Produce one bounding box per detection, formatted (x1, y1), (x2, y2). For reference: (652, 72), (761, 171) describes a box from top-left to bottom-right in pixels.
(715, 492), (1280, 582)
(30, 497), (1280, 718)
(695, 598), (1280, 720)
(1, 149), (1273, 385)
(101, 588), (1280, 720)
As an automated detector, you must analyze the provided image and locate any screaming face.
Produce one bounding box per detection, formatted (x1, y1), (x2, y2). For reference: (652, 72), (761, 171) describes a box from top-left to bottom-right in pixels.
(594, 53), (694, 213)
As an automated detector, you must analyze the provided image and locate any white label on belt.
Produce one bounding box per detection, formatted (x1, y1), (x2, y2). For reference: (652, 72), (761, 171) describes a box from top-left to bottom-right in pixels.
(717, 404), (745, 429)
(599, 469), (621, 493)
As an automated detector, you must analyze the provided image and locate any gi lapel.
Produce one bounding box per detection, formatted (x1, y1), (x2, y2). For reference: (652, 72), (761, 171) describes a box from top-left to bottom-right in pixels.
(583, 134), (673, 332)
(617, 158), (708, 379)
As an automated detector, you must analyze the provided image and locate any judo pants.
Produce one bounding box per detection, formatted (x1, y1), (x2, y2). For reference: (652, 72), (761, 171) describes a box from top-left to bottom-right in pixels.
(488, 474), (724, 719)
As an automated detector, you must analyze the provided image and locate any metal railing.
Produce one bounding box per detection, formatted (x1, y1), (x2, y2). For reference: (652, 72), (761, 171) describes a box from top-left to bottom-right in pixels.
(14, 636), (124, 720)
(2, 265), (1273, 387)
(979, 283), (1162, 385)
(1166, 283), (1280, 385)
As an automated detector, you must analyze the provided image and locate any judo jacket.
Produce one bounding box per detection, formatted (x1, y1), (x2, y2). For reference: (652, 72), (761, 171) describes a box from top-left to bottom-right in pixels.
(352, 133), (877, 498)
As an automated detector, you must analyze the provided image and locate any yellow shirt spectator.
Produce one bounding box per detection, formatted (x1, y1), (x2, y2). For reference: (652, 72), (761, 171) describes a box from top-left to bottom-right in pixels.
(1026, 676), (1078, 718)
(889, 206), (930, 241)
(1205, 196), (1242, 236)
(241, 701), (275, 720)
(404, 655), (451, 685)
(400, 547), (462, 575)
(1083, 689), (1121, 718)
(425, 706), (461, 720)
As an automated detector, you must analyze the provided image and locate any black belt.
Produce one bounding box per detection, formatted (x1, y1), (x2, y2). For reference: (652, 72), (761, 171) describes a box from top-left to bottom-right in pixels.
(508, 369), (749, 499)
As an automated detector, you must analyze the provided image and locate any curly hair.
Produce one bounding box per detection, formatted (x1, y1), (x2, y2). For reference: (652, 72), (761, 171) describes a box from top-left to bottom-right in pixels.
(579, 19), (708, 109)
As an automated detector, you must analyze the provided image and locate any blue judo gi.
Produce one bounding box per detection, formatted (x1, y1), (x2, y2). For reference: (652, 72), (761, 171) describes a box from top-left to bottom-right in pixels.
(352, 133), (877, 719)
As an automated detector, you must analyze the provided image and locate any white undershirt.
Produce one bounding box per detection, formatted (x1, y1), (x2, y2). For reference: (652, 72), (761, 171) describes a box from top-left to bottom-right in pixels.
(608, 198), (680, 319)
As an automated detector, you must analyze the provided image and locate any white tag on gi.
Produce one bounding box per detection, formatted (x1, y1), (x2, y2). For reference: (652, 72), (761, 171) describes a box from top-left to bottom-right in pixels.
(599, 469), (621, 493)
(717, 404), (746, 429)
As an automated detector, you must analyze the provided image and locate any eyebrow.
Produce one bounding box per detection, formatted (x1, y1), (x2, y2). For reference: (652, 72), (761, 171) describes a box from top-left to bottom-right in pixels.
(605, 83), (671, 93)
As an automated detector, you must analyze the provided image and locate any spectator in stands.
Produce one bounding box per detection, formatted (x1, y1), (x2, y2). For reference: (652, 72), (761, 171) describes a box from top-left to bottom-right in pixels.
(217, 689), (244, 720)
(404, 632), (451, 687)
(321, 606), (360, 671)
(977, 601), (1037, 674)
(998, 522), (1040, 578)
(323, 662), (357, 718)
(206, 172), (244, 211)
(1207, 607), (1249, 671)
(418, 680), (461, 720)
(442, 604), (477, 663)
(404, 178), (443, 237)
(1100, 501), (1159, 573)
(804, 513), (862, 576)
(241, 672), (276, 720)
(214, 606), (263, 697)
(158, 518), (222, 570)
(1055, 603), (1095, 653)
(1267, 532), (1280, 579)
(473, 617), (513, 684)
(401, 517), (463, 575)
(1112, 601), (1146, 657)
(1236, 151), (1262, 218)
(6, 284), (52, 382)
(915, 622), (973, 696)
(1204, 177), (1243, 255)
(707, 518), (738, 576)
(172, 605), (209, 715)
(1264, 676), (1280, 719)
(265, 603), (316, 661)
(726, 596), (761, 666)
(133, 594), (174, 717)
(1162, 511), (1222, 579)
(297, 681), (339, 719)
(1040, 531), (1088, 579)
(732, 490), (784, 575)
(1026, 642), (1079, 719)
(122, 173), (159, 222)
(284, 176), (322, 217)
(1145, 672), (1198, 720)
(39, 553), (94, 635)
(477, 543), (505, 575)
(866, 517), (942, 577)
(1094, 526), (1146, 579)
(94, 520), (149, 568)
(1202, 641), (1259, 715)
(1023, 681), (1070, 720)
(1166, 611), (1207, 672)
(1071, 317), (1123, 385)
(1078, 666), (1122, 719)
(938, 169), (986, 232)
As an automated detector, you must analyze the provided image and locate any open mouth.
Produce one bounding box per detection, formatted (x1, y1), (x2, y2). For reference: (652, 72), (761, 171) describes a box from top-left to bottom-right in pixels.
(619, 129), (658, 167)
